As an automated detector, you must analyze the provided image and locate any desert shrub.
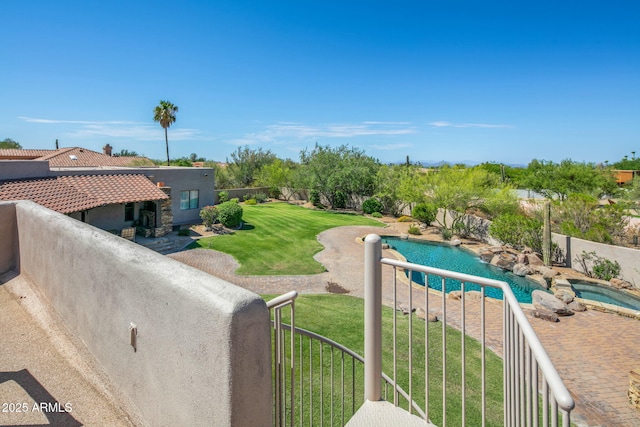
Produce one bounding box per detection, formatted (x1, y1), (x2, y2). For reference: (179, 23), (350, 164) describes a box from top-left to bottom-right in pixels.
(490, 213), (543, 253)
(217, 191), (229, 203)
(217, 200), (243, 228)
(371, 211), (383, 218)
(333, 191), (347, 209)
(310, 189), (321, 206)
(398, 215), (413, 223)
(441, 228), (453, 240)
(408, 226), (421, 235)
(199, 206), (219, 227)
(362, 198), (384, 214)
(574, 251), (621, 280)
(253, 192), (268, 203)
(243, 193), (252, 201)
(230, 197), (239, 203)
(178, 228), (191, 236)
(412, 203), (437, 225)
(245, 199), (257, 205)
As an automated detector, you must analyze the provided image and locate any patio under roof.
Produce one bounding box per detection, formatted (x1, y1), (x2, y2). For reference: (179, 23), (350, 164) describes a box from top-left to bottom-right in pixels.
(0, 174), (169, 214)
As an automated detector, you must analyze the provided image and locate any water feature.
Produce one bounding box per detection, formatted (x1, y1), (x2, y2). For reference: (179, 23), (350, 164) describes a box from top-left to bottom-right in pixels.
(383, 237), (548, 304)
(569, 280), (640, 311)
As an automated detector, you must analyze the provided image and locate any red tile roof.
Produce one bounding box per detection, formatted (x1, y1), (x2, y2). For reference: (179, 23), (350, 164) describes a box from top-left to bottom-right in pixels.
(0, 174), (169, 214)
(0, 147), (154, 167)
(0, 149), (56, 159)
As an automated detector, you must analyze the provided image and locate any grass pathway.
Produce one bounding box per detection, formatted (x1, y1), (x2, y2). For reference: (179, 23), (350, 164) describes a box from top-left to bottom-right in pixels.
(188, 202), (383, 275)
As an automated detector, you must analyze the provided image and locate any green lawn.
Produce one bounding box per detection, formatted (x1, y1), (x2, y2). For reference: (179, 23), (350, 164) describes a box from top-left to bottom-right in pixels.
(189, 202), (383, 275)
(264, 294), (504, 426)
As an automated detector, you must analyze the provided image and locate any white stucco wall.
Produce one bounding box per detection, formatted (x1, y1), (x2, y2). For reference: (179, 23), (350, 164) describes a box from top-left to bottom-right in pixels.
(2, 201), (271, 426)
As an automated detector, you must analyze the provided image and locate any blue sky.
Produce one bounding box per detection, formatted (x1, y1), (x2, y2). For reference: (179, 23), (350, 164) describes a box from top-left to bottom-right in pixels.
(2, 1), (639, 165)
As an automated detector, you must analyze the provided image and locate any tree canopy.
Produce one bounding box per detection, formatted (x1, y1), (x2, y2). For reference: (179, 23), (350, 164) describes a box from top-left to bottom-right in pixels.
(521, 159), (618, 200)
(0, 138), (22, 149)
(227, 146), (278, 187)
(299, 144), (379, 209)
(153, 100), (178, 166)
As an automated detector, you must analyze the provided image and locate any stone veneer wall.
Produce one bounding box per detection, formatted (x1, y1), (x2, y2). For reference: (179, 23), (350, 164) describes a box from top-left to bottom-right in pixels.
(629, 369), (640, 410)
(154, 186), (173, 237)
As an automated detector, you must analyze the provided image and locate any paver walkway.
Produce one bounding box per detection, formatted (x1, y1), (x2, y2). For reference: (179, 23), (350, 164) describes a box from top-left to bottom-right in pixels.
(170, 225), (640, 427)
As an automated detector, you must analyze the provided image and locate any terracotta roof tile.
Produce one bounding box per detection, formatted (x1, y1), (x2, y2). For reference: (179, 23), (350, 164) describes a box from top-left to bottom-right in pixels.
(0, 149), (56, 159)
(0, 147), (154, 167)
(0, 174), (168, 214)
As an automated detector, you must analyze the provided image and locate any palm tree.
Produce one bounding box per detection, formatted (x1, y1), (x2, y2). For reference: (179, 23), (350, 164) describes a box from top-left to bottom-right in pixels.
(153, 100), (179, 166)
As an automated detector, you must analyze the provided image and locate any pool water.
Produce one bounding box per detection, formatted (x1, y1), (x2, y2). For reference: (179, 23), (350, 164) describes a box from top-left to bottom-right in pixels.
(383, 237), (548, 304)
(570, 281), (640, 311)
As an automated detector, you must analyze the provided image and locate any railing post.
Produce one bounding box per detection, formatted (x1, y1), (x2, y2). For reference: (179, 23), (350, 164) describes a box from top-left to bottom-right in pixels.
(364, 234), (382, 401)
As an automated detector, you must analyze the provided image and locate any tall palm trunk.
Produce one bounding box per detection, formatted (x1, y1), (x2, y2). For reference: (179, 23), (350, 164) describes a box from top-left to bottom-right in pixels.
(165, 127), (170, 166)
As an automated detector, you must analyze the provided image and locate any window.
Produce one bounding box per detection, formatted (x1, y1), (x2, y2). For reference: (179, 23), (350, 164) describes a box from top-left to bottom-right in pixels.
(180, 190), (199, 210)
(124, 202), (135, 221)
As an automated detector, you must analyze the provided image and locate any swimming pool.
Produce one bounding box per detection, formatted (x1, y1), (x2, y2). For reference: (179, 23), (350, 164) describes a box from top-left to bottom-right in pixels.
(569, 280), (640, 311)
(383, 237), (548, 304)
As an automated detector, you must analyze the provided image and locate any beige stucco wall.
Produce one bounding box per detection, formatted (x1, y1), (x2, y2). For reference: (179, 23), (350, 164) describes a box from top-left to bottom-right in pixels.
(2, 201), (272, 426)
(553, 232), (640, 286)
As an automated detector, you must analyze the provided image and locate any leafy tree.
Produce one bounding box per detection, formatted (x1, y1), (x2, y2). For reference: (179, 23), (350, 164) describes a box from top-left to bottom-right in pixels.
(552, 193), (628, 244)
(611, 152), (640, 170)
(227, 146), (278, 187)
(117, 149), (139, 156)
(214, 164), (234, 189)
(412, 203), (437, 225)
(424, 166), (508, 234)
(257, 158), (300, 199)
(521, 159), (618, 201)
(0, 138), (22, 149)
(153, 100), (179, 166)
(375, 164), (427, 215)
(299, 144), (379, 209)
(490, 213), (543, 253)
(475, 162), (526, 187)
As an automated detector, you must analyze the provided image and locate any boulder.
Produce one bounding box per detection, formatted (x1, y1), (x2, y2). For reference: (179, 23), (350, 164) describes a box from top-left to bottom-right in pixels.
(381, 243), (390, 249)
(398, 305), (416, 315)
(568, 300), (587, 312)
(532, 309), (559, 323)
(532, 290), (574, 316)
(416, 307), (439, 322)
(529, 274), (550, 289)
(492, 253), (516, 271)
(448, 291), (462, 300)
(543, 268), (560, 281)
(479, 251), (494, 263)
(554, 290), (574, 304)
(522, 246), (534, 254)
(450, 239), (462, 247)
(526, 253), (545, 267)
(400, 233), (409, 240)
(466, 291), (483, 300)
(517, 253), (528, 264)
(513, 263), (531, 277)
(611, 278), (632, 289)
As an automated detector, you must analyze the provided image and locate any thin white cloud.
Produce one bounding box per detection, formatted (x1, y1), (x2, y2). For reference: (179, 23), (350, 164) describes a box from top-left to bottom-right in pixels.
(18, 116), (199, 141)
(429, 121), (513, 129)
(234, 121), (416, 145)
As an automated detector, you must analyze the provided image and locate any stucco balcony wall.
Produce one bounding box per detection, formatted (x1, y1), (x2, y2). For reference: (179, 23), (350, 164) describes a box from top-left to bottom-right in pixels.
(0, 200), (271, 426)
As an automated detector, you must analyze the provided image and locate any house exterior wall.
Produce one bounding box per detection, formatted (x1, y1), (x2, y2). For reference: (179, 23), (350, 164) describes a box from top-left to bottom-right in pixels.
(50, 166), (215, 227)
(0, 160), (50, 179)
(148, 168), (214, 226)
(1, 201), (271, 426)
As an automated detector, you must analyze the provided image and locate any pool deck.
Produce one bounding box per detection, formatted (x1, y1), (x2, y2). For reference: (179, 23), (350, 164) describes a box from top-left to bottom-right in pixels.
(170, 224), (640, 426)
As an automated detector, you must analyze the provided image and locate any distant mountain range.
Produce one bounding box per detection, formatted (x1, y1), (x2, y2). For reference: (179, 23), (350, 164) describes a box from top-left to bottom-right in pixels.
(394, 160), (527, 168)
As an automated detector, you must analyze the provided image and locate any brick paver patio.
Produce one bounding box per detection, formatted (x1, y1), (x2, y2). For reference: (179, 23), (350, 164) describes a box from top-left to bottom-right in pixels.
(169, 225), (640, 426)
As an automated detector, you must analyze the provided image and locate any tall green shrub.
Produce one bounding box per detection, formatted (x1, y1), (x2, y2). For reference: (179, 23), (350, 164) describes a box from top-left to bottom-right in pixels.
(199, 206), (219, 227)
(412, 203), (437, 225)
(362, 198), (383, 214)
(217, 200), (243, 228)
